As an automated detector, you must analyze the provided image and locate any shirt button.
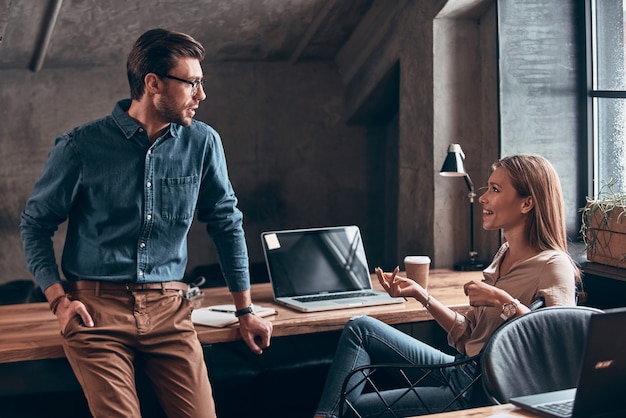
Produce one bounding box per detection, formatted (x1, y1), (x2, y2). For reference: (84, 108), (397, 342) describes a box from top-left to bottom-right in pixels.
(146, 214), (152, 221)
(138, 128), (144, 133)
(139, 242), (146, 249)
(146, 182), (152, 188)
(138, 270), (144, 277)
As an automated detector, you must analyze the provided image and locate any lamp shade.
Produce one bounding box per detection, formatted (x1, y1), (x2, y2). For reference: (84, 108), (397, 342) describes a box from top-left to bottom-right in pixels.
(440, 143), (467, 177)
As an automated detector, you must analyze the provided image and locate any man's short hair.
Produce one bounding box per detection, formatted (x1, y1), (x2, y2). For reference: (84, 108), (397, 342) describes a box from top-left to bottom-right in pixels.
(127, 28), (205, 100)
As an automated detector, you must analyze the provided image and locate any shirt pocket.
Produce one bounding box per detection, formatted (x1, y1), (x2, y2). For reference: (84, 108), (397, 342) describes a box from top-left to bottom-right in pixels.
(160, 175), (199, 221)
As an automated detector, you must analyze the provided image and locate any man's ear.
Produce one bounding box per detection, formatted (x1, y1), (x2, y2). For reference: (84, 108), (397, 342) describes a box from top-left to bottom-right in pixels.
(521, 196), (534, 214)
(144, 73), (161, 94)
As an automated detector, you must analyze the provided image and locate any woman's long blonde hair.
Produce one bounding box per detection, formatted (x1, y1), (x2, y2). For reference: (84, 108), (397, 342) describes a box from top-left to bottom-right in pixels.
(491, 155), (566, 252)
(490, 155), (581, 281)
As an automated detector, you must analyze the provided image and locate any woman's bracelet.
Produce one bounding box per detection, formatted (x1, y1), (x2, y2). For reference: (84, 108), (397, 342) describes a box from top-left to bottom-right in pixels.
(420, 293), (431, 309)
(49, 294), (69, 315)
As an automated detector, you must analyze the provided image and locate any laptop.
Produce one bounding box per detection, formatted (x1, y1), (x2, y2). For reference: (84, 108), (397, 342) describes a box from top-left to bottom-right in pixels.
(260, 225), (405, 312)
(510, 307), (626, 418)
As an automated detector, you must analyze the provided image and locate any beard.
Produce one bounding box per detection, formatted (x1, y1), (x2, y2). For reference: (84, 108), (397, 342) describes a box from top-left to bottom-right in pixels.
(155, 90), (193, 127)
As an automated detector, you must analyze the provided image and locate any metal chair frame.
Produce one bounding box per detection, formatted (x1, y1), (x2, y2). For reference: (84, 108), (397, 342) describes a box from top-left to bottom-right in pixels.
(338, 298), (546, 418)
(340, 353), (484, 417)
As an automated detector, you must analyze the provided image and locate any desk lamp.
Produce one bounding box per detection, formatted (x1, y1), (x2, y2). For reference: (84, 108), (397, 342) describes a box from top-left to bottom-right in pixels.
(439, 144), (488, 271)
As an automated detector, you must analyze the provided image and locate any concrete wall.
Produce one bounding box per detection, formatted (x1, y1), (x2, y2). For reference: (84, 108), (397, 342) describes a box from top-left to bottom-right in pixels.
(337, 0), (500, 269)
(1, 67), (129, 283)
(0, 0), (501, 286)
(433, 4), (500, 268)
(498, 0), (584, 238)
(0, 62), (371, 284)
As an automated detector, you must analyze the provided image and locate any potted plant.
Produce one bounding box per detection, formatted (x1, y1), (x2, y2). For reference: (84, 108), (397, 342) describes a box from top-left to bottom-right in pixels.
(579, 180), (626, 269)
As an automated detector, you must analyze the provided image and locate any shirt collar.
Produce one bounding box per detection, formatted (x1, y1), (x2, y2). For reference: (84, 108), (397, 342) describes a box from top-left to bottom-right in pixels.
(112, 99), (180, 141)
(112, 99), (140, 139)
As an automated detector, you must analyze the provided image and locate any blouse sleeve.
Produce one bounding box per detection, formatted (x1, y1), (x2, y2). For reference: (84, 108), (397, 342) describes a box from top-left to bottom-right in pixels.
(536, 252), (578, 307)
(447, 308), (476, 354)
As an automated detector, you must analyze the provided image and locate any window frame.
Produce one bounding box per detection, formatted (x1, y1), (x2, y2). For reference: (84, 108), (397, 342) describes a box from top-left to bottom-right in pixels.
(585, 0), (626, 198)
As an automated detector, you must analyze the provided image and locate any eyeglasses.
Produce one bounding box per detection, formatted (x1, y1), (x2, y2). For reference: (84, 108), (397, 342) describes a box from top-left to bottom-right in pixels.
(159, 74), (205, 94)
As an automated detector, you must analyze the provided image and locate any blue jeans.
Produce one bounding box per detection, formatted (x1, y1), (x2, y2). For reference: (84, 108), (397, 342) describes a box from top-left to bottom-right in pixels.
(315, 316), (477, 418)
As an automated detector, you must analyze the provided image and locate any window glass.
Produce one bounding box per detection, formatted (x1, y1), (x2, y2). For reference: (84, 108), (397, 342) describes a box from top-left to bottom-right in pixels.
(594, 1), (625, 90)
(590, 0), (626, 194)
(595, 98), (626, 191)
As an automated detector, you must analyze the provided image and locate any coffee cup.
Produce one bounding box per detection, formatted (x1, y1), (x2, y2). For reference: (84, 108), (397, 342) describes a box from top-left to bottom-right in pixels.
(403, 256), (431, 289)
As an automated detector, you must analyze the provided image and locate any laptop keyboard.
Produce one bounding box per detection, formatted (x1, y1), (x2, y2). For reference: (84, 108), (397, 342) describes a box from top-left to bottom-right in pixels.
(294, 291), (378, 303)
(536, 400), (574, 417)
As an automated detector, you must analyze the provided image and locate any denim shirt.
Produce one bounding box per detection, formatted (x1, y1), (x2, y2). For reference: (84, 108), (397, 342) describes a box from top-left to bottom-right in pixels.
(20, 99), (250, 293)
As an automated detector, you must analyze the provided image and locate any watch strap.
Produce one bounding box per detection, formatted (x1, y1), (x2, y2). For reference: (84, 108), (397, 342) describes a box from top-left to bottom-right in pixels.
(234, 306), (255, 317)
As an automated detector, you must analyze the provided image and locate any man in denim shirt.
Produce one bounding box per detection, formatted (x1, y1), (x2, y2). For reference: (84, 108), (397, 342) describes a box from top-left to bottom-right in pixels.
(20, 28), (273, 418)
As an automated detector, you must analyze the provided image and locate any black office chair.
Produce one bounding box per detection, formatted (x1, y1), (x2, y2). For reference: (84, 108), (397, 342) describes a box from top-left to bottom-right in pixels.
(339, 298), (547, 418)
(480, 305), (603, 404)
(0, 279), (45, 305)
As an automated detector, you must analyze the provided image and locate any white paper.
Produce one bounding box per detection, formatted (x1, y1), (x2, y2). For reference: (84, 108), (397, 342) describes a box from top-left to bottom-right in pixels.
(192, 304), (277, 327)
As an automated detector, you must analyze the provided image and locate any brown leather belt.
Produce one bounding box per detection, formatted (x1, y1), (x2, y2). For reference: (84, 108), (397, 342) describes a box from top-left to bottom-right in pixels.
(68, 280), (189, 292)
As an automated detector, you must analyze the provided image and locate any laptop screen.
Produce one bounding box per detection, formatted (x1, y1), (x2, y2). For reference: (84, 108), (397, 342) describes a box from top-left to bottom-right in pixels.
(261, 226), (371, 298)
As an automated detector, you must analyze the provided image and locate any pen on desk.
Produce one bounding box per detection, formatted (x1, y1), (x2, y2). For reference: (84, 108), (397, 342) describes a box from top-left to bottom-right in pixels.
(208, 308), (235, 314)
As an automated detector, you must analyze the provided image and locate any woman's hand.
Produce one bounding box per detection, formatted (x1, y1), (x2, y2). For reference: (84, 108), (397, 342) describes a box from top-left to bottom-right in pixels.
(375, 266), (424, 299)
(463, 279), (509, 307)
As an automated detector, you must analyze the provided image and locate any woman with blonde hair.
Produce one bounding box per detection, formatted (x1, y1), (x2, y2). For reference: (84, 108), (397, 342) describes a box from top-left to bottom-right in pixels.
(314, 154), (579, 418)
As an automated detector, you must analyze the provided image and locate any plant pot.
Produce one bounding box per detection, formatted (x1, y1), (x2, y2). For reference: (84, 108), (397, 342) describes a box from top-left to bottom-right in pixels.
(585, 205), (626, 268)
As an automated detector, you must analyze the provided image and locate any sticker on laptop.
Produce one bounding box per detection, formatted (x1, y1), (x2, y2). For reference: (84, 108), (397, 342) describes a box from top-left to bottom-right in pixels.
(264, 233), (281, 250)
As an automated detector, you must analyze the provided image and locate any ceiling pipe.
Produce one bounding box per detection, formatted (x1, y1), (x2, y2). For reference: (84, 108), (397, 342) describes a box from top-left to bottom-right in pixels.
(30, 0), (64, 72)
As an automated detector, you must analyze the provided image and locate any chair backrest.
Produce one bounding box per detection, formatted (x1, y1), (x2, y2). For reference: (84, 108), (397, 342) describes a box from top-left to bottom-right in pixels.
(481, 306), (604, 404)
(0, 279), (45, 305)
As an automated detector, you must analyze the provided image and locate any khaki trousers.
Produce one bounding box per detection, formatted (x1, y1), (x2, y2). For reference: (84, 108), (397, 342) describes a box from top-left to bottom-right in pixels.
(63, 284), (216, 418)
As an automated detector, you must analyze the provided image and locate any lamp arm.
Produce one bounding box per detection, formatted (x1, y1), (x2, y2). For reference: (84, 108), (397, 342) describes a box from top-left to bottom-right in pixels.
(468, 196), (477, 259)
(465, 174), (477, 259)
(463, 174), (475, 197)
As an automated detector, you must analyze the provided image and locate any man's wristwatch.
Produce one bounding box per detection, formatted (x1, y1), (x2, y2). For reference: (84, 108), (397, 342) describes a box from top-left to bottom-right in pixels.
(500, 299), (520, 320)
(234, 306), (256, 318)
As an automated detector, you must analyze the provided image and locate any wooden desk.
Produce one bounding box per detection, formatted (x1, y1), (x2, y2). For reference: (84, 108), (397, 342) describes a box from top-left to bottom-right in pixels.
(0, 269), (481, 364)
(412, 403), (536, 417)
